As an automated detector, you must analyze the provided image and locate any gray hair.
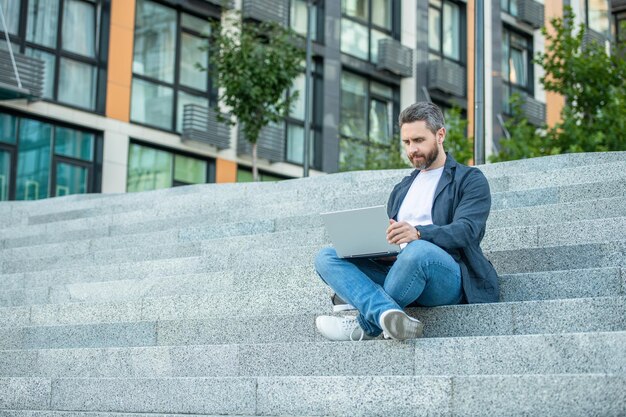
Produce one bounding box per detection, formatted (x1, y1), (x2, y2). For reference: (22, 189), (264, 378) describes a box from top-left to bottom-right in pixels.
(398, 102), (445, 134)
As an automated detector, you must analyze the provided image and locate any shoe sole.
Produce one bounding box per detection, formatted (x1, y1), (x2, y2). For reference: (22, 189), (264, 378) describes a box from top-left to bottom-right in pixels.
(380, 310), (424, 340)
(332, 303), (356, 313)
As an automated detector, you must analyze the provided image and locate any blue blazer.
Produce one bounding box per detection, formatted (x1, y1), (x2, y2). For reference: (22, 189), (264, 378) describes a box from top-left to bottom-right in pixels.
(387, 153), (499, 304)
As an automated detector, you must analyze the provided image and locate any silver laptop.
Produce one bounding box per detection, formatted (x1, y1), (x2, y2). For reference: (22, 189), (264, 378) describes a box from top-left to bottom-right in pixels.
(321, 205), (401, 258)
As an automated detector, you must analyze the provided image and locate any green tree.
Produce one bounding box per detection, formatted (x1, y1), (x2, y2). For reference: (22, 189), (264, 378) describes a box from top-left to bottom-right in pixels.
(490, 94), (555, 162)
(444, 106), (474, 165)
(538, 7), (626, 153)
(339, 139), (410, 172)
(204, 12), (304, 181)
(493, 7), (626, 161)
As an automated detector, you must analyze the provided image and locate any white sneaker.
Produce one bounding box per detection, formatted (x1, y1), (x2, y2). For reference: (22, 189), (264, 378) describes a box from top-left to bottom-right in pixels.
(379, 309), (424, 340)
(315, 315), (375, 341)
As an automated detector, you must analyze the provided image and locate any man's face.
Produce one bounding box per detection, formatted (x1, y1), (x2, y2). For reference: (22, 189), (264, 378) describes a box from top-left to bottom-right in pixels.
(400, 120), (445, 170)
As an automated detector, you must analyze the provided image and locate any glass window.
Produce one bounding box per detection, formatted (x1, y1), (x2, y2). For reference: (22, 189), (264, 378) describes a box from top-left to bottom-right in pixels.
(132, 0), (214, 132)
(340, 18), (369, 60)
(289, 73), (306, 120)
(290, 0), (318, 40)
(55, 127), (94, 161)
(127, 143), (173, 192)
(16, 119), (52, 200)
(370, 29), (392, 64)
(443, 2), (460, 61)
(58, 58), (97, 110)
(176, 91), (209, 134)
(341, 0), (395, 62)
(127, 142), (212, 191)
(0, 150), (10, 201)
(181, 13), (210, 34)
(501, 0), (517, 16)
(25, 48), (56, 99)
(56, 162), (88, 196)
(286, 124), (315, 165)
(430, 0), (463, 62)
(339, 71), (397, 170)
(174, 154), (207, 184)
(180, 33), (209, 91)
(342, 0), (369, 21)
(12, 0), (104, 112)
(588, 0), (609, 37)
(26, 0), (60, 48)
(340, 72), (368, 139)
(131, 78), (174, 130)
(372, 0), (392, 30)
(502, 27), (533, 114)
(0, 0), (21, 35)
(133, 0), (176, 83)
(62, 0), (96, 58)
(339, 139), (367, 171)
(236, 168), (285, 182)
(429, 7), (441, 52)
(0, 114), (17, 144)
(369, 99), (392, 144)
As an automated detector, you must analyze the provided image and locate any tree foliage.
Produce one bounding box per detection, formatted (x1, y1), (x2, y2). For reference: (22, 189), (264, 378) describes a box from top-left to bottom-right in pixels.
(444, 106), (474, 165)
(339, 139), (410, 172)
(494, 7), (626, 161)
(205, 12), (304, 180)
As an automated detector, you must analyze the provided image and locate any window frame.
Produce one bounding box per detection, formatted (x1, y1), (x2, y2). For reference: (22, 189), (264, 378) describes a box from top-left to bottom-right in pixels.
(0, 110), (103, 201)
(340, 0), (400, 63)
(428, 0), (466, 66)
(284, 59), (323, 169)
(3, 0), (109, 114)
(501, 25), (535, 114)
(127, 139), (216, 192)
(339, 70), (399, 170)
(130, 0), (219, 134)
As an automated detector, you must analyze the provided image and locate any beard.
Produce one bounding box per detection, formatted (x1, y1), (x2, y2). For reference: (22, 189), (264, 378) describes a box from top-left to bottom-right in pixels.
(408, 144), (440, 170)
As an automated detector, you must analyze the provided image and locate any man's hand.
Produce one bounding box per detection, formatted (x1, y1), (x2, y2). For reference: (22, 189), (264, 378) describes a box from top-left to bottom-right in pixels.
(387, 219), (420, 245)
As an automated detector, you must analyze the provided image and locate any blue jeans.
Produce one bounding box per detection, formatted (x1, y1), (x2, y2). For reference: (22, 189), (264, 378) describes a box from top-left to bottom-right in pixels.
(315, 239), (463, 336)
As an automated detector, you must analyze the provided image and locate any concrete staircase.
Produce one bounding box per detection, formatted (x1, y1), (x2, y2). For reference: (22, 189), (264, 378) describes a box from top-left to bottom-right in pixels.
(0, 152), (625, 417)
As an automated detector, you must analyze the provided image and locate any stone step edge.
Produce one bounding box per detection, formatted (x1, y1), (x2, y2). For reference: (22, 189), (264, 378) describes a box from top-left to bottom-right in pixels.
(1, 295), (623, 330)
(0, 266), (622, 307)
(3, 174), (625, 235)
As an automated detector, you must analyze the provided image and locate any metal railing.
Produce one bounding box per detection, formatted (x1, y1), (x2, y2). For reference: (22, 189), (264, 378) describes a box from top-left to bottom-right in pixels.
(376, 38), (413, 77)
(427, 59), (466, 97)
(0, 48), (45, 100)
(237, 123), (285, 162)
(516, 0), (544, 29)
(242, 0), (289, 26)
(182, 104), (232, 150)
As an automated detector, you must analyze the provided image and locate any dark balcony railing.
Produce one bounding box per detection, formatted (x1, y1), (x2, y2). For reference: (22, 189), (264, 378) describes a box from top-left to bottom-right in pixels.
(182, 104), (232, 150)
(516, 0), (544, 29)
(521, 94), (546, 126)
(427, 59), (466, 97)
(203, 0), (234, 8)
(582, 28), (607, 50)
(238, 123), (285, 162)
(242, 0), (288, 26)
(0, 48), (45, 100)
(376, 39), (413, 77)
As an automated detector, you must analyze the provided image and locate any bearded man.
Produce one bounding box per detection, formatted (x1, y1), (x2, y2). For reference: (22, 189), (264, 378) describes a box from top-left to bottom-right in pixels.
(315, 101), (499, 341)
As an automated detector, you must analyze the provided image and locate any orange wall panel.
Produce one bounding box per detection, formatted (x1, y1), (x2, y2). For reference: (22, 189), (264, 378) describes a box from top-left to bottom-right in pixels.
(106, 0), (136, 122)
(544, 1), (565, 128)
(467, 0), (475, 141)
(216, 159), (238, 183)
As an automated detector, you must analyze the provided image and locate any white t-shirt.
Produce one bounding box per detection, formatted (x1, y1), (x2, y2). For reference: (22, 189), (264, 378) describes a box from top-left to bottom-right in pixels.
(396, 167), (444, 248)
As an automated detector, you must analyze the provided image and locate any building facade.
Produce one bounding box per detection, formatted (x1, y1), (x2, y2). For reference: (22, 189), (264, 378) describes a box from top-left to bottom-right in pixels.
(0, 0), (616, 200)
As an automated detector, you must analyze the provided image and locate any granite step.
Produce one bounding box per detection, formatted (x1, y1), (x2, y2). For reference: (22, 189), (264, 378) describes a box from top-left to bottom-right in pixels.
(0, 265), (622, 308)
(0, 292), (623, 338)
(2, 331), (625, 378)
(2, 174), (625, 244)
(0, 374), (623, 416)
